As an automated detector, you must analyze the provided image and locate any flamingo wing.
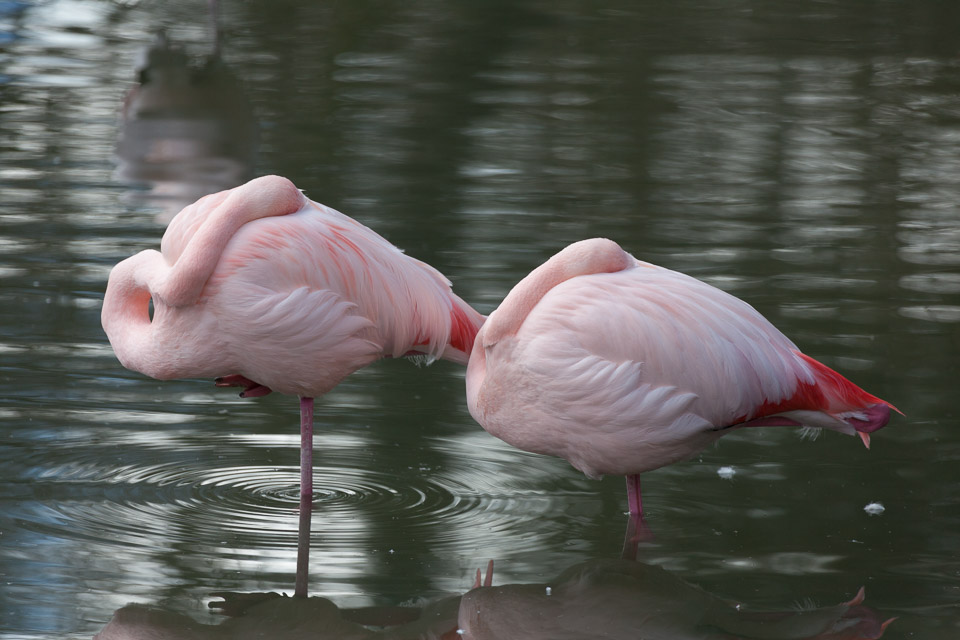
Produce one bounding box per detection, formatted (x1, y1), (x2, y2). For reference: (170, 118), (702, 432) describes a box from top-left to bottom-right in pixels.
(212, 281), (380, 398)
(526, 264), (811, 423)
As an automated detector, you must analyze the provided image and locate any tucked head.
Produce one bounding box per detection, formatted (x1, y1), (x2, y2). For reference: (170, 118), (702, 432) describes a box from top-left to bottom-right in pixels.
(478, 238), (634, 348)
(548, 238), (635, 279)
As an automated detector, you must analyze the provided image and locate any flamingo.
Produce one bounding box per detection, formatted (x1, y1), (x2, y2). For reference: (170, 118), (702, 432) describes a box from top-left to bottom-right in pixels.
(466, 238), (897, 519)
(102, 175), (484, 597)
(457, 559), (893, 640)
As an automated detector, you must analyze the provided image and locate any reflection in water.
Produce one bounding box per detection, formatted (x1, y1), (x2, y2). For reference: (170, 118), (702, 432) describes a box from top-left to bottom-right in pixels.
(95, 558), (891, 640)
(97, 590), (461, 640)
(2, 0), (960, 637)
(114, 29), (258, 222)
(459, 559), (892, 640)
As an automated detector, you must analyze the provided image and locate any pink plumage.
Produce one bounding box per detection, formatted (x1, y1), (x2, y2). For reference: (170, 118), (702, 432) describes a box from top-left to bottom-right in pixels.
(466, 238), (897, 517)
(103, 175), (482, 391)
(102, 175), (484, 596)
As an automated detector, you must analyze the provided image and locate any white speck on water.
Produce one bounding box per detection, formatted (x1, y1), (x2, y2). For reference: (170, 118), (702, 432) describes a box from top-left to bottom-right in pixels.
(864, 502), (885, 515)
(456, 630), (464, 636)
(545, 586), (552, 596)
(718, 466), (736, 480)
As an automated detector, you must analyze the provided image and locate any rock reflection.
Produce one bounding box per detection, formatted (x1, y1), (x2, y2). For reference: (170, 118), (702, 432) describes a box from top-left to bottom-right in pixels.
(95, 558), (891, 640)
(114, 29), (258, 222)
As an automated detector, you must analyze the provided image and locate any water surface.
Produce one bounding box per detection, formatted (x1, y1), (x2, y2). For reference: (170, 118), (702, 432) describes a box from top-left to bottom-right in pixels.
(1, 1), (959, 637)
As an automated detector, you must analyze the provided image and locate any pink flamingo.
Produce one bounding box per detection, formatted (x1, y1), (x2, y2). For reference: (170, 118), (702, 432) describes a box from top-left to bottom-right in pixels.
(456, 561), (894, 640)
(466, 238), (897, 519)
(102, 175), (484, 597)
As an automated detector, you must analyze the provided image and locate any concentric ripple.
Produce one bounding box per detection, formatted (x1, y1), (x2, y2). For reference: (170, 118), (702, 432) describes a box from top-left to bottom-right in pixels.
(8, 425), (589, 571)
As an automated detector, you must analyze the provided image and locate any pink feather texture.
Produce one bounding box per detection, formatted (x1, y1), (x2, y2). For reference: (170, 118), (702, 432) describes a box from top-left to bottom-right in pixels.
(466, 238), (898, 516)
(102, 175), (483, 394)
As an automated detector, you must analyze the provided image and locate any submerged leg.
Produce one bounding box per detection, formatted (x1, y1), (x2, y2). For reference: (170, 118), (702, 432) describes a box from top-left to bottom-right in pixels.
(622, 474), (653, 559)
(294, 396), (314, 599)
(620, 514), (654, 560)
(625, 474), (643, 517)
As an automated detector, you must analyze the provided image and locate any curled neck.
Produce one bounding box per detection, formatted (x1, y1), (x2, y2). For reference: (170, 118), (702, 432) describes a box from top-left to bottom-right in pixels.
(102, 176), (304, 379)
(101, 250), (167, 378)
(159, 175), (305, 307)
(482, 238), (633, 347)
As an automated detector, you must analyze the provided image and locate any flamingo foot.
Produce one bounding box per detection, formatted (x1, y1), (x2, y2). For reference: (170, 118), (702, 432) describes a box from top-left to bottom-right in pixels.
(843, 403), (897, 449)
(215, 375), (273, 398)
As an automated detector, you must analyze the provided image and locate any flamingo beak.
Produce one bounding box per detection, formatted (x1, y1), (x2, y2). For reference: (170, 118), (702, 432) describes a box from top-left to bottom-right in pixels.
(858, 431), (871, 449)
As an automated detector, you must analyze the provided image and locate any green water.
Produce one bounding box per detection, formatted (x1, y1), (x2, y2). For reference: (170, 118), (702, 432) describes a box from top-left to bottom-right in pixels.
(1, 1), (958, 637)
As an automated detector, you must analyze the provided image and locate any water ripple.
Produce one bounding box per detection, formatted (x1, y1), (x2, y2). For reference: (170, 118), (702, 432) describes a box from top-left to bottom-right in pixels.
(10, 431), (577, 564)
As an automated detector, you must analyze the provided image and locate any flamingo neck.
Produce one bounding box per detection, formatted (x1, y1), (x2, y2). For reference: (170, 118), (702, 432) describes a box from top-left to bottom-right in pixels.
(482, 238), (633, 346)
(159, 175), (305, 307)
(101, 250), (166, 378)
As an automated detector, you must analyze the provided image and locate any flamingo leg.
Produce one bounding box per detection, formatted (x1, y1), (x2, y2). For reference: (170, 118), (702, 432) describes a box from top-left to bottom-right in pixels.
(622, 475), (654, 559)
(294, 396), (314, 598)
(625, 474), (643, 517)
(621, 511), (655, 559)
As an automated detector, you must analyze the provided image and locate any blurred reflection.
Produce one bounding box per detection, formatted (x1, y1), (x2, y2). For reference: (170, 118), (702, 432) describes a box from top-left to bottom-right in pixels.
(114, 28), (258, 222)
(96, 587), (462, 640)
(0, 1), (28, 50)
(95, 558), (891, 640)
(458, 559), (893, 640)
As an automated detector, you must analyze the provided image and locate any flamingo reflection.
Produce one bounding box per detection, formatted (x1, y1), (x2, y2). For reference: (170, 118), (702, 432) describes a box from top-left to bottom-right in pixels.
(458, 559), (893, 640)
(115, 27), (258, 223)
(95, 558), (891, 640)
